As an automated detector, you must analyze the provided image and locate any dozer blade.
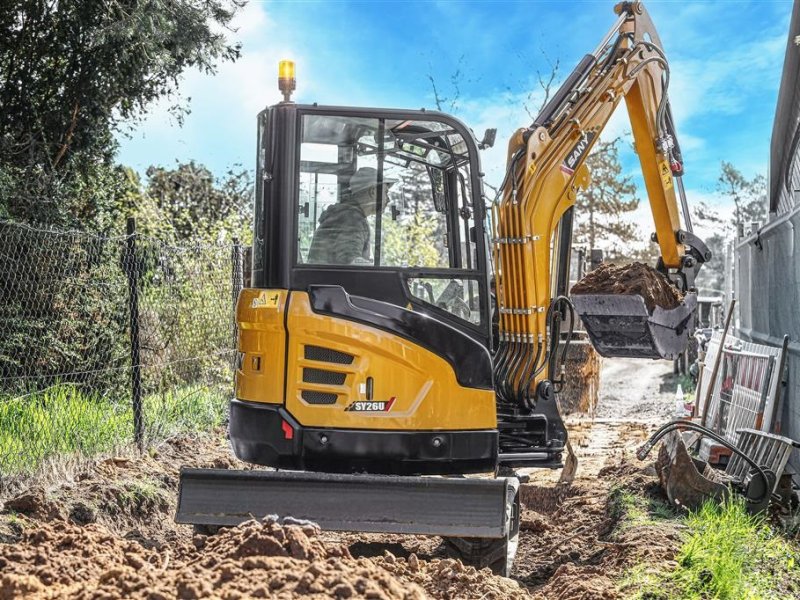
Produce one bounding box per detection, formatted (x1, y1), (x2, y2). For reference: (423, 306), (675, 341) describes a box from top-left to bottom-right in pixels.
(571, 292), (696, 359)
(653, 430), (728, 511)
(177, 468), (521, 575)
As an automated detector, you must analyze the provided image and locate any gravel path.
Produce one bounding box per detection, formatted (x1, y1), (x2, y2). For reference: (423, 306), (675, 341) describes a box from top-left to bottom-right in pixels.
(595, 357), (679, 421)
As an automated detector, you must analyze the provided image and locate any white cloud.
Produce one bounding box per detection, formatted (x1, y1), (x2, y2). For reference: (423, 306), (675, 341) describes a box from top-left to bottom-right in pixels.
(668, 33), (786, 126)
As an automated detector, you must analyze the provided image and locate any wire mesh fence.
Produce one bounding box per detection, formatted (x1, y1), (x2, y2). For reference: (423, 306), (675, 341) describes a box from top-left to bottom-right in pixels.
(0, 219), (242, 485)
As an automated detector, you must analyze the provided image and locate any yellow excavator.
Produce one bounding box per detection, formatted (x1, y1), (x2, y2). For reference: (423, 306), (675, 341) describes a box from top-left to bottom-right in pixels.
(177, 1), (708, 575)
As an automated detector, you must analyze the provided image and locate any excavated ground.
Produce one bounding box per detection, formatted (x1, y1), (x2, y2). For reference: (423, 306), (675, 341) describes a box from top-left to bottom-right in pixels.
(571, 262), (684, 312)
(0, 363), (687, 599)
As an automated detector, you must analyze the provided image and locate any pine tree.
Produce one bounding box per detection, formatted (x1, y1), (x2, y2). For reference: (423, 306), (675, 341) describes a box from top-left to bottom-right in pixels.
(574, 138), (640, 254)
(692, 162), (768, 295)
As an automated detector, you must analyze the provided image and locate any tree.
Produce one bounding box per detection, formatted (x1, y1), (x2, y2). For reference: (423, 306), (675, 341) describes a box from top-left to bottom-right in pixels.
(573, 138), (640, 254)
(145, 161), (253, 242)
(382, 164), (446, 268)
(0, 0), (244, 226)
(692, 162), (767, 295)
(695, 162), (767, 237)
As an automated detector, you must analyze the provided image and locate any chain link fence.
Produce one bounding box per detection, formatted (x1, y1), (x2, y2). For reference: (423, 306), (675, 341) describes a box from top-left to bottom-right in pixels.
(0, 219), (243, 486)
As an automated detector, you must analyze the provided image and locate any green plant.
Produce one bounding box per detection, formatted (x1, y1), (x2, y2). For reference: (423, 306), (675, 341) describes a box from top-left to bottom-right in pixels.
(676, 373), (696, 395)
(610, 486), (676, 532)
(0, 383), (226, 477)
(621, 496), (800, 600)
(115, 478), (168, 513)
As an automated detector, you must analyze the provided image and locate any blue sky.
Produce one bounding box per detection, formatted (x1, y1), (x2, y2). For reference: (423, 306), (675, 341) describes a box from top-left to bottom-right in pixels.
(116, 0), (794, 239)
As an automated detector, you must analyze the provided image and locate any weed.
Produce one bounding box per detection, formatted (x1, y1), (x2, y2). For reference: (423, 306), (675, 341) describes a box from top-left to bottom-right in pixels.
(610, 486), (676, 532)
(676, 373), (696, 395)
(0, 383), (226, 476)
(114, 478), (169, 514)
(621, 495), (800, 599)
(618, 563), (669, 599)
(5, 511), (24, 531)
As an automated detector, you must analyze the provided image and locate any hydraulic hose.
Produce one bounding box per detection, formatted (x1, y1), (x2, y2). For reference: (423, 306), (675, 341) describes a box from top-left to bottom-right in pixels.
(636, 420), (772, 506)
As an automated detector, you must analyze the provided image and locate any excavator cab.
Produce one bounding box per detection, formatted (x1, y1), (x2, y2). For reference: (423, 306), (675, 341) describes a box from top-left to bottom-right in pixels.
(238, 103), (569, 475)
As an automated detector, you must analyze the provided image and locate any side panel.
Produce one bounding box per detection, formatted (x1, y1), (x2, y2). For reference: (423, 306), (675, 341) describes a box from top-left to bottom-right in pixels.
(235, 289), (287, 405)
(284, 292), (496, 431)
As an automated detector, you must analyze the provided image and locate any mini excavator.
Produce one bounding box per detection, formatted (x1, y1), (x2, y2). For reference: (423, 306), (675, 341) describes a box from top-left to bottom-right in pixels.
(177, 1), (709, 575)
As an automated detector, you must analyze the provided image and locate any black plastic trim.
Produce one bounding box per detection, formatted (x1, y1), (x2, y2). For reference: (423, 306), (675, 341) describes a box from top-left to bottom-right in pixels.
(228, 399), (498, 475)
(307, 285), (493, 390)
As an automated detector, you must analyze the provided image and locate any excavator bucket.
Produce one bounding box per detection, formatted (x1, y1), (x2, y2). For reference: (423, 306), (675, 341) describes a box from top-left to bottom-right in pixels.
(571, 292), (696, 359)
(652, 430), (728, 511)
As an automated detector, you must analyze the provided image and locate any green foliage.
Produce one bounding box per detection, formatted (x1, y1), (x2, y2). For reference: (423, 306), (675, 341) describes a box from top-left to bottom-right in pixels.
(676, 373), (696, 395)
(0, 383), (227, 476)
(0, 0), (244, 227)
(112, 478), (170, 514)
(575, 137), (640, 253)
(0, 224), (131, 398)
(145, 161), (253, 243)
(383, 212), (442, 268)
(382, 165), (447, 268)
(621, 496), (800, 600)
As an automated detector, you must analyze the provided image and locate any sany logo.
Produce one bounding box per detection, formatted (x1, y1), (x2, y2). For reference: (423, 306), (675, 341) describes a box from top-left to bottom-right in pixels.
(560, 131), (595, 175)
(345, 398), (396, 413)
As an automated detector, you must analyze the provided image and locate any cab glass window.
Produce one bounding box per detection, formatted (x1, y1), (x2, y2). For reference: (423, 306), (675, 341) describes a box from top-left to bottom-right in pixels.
(297, 114), (477, 270)
(297, 113), (482, 324)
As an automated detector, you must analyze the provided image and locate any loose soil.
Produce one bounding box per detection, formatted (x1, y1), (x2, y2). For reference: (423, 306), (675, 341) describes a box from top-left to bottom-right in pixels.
(0, 373), (686, 599)
(558, 340), (601, 415)
(571, 262), (684, 313)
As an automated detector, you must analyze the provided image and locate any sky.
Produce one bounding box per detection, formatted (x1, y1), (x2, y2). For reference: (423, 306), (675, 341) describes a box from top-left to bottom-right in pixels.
(116, 0), (795, 242)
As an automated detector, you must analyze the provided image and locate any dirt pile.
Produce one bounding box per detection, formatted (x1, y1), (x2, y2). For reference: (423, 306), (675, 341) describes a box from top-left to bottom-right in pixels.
(0, 430), (243, 548)
(0, 517), (430, 599)
(571, 262), (684, 312)
(0, 425), (688, 600)
(376, 554), (529, 599)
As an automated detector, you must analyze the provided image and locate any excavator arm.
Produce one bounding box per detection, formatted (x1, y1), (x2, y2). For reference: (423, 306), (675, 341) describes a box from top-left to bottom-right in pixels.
(492, 1), (709, 408)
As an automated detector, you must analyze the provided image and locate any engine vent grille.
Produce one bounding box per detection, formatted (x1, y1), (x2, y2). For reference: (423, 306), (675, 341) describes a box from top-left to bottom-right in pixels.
(303, 368), (346, 385)
(304, 345), (354, 365)
(301, 390), (338, 405)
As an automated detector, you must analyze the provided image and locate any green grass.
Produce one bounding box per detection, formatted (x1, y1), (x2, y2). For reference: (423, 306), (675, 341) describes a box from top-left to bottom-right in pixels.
(0, 383), (226, 476)
(610, 485), (676, 531)
(620, 496), (800, 600)
(112, 478), (170, 514)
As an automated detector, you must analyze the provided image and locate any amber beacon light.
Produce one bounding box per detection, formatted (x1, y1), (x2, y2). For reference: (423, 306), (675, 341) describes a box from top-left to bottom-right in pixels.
(278, 60), (296, 102)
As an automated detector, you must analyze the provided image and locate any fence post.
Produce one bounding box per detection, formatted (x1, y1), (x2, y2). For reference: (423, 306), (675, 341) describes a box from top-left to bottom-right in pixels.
(232, 238), (243, 352)
(231, 238), (244, 401)
(125, 217), (144, 452)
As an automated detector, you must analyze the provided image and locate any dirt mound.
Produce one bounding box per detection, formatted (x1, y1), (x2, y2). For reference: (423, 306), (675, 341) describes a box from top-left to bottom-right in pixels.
(571, 262), (684, 312)
(0, 430), (244, 548)
(377, 553), (529, 599)
(0, 426), (689, 600)
(558, 340), (601, 415)
(0, 517), (428, 599)
(3, 489), (63, 521)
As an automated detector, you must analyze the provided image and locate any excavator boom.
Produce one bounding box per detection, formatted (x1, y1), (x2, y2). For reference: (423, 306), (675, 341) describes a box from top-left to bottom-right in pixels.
(491, 1), (708, 411)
